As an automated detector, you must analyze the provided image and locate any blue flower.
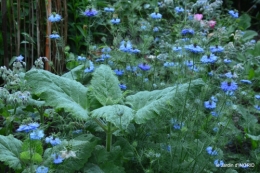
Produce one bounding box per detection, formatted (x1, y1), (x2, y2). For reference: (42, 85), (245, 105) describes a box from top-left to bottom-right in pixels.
(45, 136), (61, 146)
(16, 55), (24, 62)
(240, 79), (252, 84)
(130, 48), (141, 54)
(104, 7), (114, 12)
(114, 69), (124, 76)
(119, 40), (132, 52)
(153, 27), (159, 32)
(206, 146), (218, 155)
(221, 81), (238, 92)
(100, 54), (111, 59)
(254, 105), (260, 111)
(126, 65), (137, 72)
(223, 59), (232, 64)
(211, 111), (219, 117)
(119, 83), (127, 90)
(163, 62), (175, 67)
(48, 13), (62, 22)
(175, 7), (184, 13)
(210, 45), (224, 53)
(211, 96), (218, 102)
(138, 63), (151, 71)
(36, 166), (49, 173)
(49, 34), (60, 39)
(228, 10), (239, 18)
(200, 54), (218, 64)
(181, 29), (194, 35)
(189, 65), (200, 72)
(95, 58), (104, 62)
(52, 154), (63, 164)
(185, 60), (193, 67)
(150, 12), (162, 19)
(224, 72), (236, 78)
(77, 56), (86, 61)
(255, 95), (260, 100)
(204, 101), (217, 109)
(73, 129), (83, 134)
(84, 8), (98, 17)
(30, 130), (44, 140)
(214, 159), (224, 167)
(110, 18), (120, 24)
(172, 46), (182, 53)
(101, 47), (111, 53)
(141, 25), (147, 30)
(213, 127), (219, 132)
(84, 61), (94, 73)
(171, 119), (184, 130)
(17, 122), (40, 132)
(185, 44), (204, 53)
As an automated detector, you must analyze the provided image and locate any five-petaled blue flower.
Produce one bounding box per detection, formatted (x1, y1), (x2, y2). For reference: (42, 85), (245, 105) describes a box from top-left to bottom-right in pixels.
(138, 63), (151, 71)
(228, 10), (239, 18)
(84, 8), (98, 17)
(77, 56), (86, 62)
(45, 136), (61, 146)
(17, 122), (40, 133)
(181, 29), (194, 35)
(204, 101), (217, 109)
(184, 44), (204, 53)
(200, 54), (218, 64)
(240, 79), (252, 84)
(175, 7), (184, 13)
(16, 55), (24, 62)
(30, 130), (44, 140)
(210, 45), (224, 53)
(52, 154), (63, 164)
(48, 13), (62, 22)
(49, 34), (60, 39)
(110, 18), (120, 24)
(221, 81), (238, 92)
(119, 83), (127, 90)
(114, 69), (124, 76)
(36, 166), (49, 173)
(214, 159), (224, 167)
(150, 12), (162, 19)
(206, 146), (218, 155)
(104, 7), (114, 12)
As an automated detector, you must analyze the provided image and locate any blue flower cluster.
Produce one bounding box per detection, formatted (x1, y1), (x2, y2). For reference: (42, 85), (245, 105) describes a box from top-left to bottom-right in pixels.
(45, 136), (61, 146)
(206, 146), (218, 155)
(48, 13), (62, 23)
(175, 7), (184, 13)
(200, 54), (218, 64)
(119, 40), (140, 54)
(228, 10), (239, 18)
(84, 61), (94, 73)
(36, 166), (49, 173)
(184, 44), (204, 53)
(83, 8), (98, 17)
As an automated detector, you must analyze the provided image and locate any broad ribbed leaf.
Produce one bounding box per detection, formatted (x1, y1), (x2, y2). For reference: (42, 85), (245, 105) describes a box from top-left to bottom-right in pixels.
(91, 105), (134, 129)
(125, 79), (205, 124)
(25, 69), (89, 119)
(0, 135), (22, 170)
(44, 134), (97, 173)
(91, 65), (122, 106)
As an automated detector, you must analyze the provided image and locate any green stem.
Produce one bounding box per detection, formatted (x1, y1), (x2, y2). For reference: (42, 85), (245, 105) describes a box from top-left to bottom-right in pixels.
(106, 122), (112, 152)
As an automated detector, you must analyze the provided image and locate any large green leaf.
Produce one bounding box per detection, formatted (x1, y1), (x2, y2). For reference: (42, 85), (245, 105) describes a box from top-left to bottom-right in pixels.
(90, 105), (134, 130)
(241, 30), (258, 42)
(125, 79), (205, 124)
(0, 135), (22, 170)
(44, 134), (97, 173)
(25, 69), (89, 119)
(91, 65), (122, 106)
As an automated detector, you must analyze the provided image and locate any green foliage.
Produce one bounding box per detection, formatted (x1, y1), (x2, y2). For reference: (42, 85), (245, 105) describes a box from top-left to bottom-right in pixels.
(25, 69), (90, 120)
(20, 151), (43, 164)
(91, 105), (134, 130)
(125, 79), (205, 124)
(91, 65), (123, 106)
(0, 135), (22, 170)
(241, 30), (258, 42)
(237, 13), (251, 30)
(44, 134), (98, 173)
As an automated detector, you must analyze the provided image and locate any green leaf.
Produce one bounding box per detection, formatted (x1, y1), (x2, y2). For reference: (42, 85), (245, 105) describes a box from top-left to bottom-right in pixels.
(84, 163), (104, 173)
(22, 139), (43, 155)
(242, 30), (258, 42)
(62, 64), (84, 80)
(25, 69), (89, 120)
(20, 151), (43, 164)
(91, 105), (134, 130)
(125, 79), (205, 124)
(0, 135), (22, 170)
(246, 134), (260, 141)
(237, 14), (251, 30)
(91, 65), (122, 106)
(44, 134), (98, 173)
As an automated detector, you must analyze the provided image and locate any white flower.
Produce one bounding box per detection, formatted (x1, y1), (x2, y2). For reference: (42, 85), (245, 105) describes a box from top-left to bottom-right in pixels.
(60, 149), (76, 159)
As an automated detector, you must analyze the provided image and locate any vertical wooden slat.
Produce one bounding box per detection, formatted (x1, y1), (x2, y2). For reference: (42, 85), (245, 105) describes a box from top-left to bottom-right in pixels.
(17, 0), (21, 55)
(45, 0), (52, 71)
(31, 0), (35, 67)
(1, 0), (9, 67)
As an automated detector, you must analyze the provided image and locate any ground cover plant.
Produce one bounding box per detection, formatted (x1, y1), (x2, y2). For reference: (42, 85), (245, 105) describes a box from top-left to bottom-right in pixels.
(1, 0), (260, 172)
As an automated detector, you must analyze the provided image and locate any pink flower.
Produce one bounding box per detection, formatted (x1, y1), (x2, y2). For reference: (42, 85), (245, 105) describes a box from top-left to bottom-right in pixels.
(194, 14), (203, 21)
(208, 20), (216, 28)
